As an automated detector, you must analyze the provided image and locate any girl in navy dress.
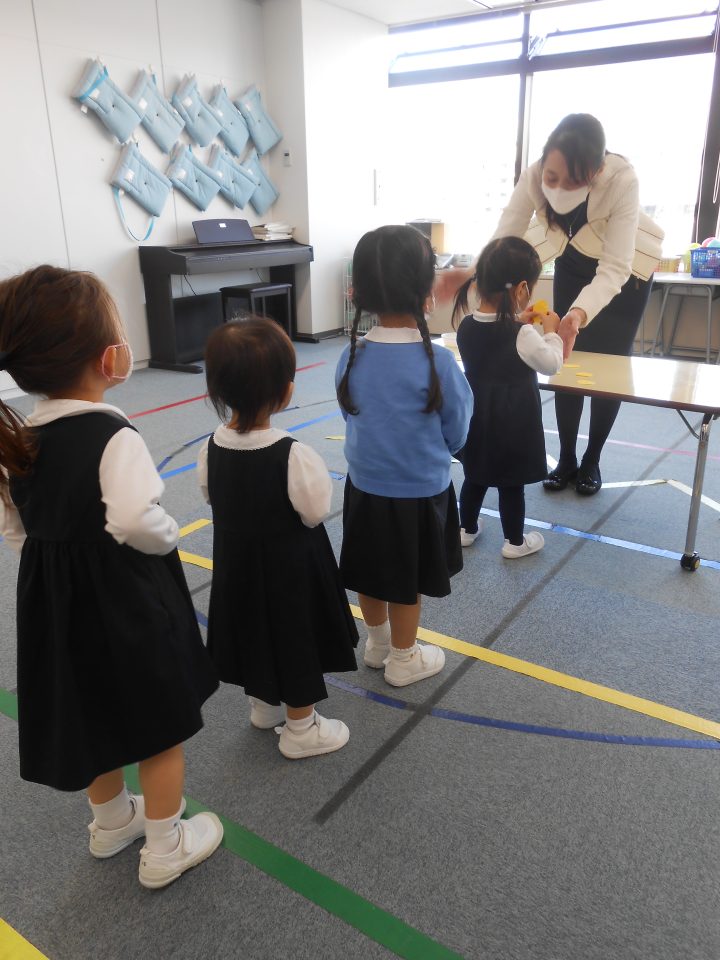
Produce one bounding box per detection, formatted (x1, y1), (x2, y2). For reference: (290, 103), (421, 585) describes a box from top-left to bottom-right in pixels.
(0, 265), (222, 889)
(336, 225), (473, 687)
(452, 237), (563, 558)
(198, 318), (358, 760)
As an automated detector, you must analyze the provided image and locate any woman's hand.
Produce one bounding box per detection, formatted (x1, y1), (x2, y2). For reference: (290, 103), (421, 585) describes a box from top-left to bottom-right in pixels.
(558, 307), (586, 360)
(433, 266), (473, 304)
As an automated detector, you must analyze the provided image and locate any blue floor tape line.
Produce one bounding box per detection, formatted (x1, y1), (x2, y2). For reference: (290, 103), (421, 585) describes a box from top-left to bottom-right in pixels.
(322, 675), (719, 749)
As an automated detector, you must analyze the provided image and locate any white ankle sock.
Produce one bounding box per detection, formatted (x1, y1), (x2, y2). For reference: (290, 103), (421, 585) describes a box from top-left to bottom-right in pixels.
(286, 711), (315, 733)
(367, 620), (391, 645)
(389, 643), (417, 661)
(89, 786), (133, 830)
(144, 805), (183, 855)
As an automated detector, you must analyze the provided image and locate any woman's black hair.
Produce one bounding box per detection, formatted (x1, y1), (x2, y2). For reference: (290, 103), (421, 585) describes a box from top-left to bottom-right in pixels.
(337, 224), (441, 416)
(541, 113), (607, 228)
(452, 236), (542, 330)
(205, 317), (296, 432)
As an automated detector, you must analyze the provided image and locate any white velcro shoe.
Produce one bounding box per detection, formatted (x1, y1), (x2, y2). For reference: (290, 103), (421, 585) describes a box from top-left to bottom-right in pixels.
(384, 643), (445, 687)
(278, 712), (349, 759)
(364, 636), (391, 669)
(88, 794), (146, 859)
(501, 532), (545, 559)
(138, 812), (223, 889)
(249, 697), (286, 729)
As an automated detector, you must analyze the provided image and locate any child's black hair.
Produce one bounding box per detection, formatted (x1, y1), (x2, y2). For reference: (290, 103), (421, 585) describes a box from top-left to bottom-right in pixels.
(452, 236), (542, 331)
(337, 225), (441, 416)
(205, 317), (296, 433)
(0, 265), (123, 503)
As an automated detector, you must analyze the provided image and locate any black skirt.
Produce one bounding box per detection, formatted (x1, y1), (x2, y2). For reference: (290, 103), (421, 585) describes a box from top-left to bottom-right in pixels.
(554, 245), (653, 356)
(340, 477), (462, 604)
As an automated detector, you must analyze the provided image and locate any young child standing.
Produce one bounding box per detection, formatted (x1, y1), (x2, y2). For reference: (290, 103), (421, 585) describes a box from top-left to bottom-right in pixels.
(452, 236), (563, 558)
(336, 225), (473, 686)
(0, 266), (222, 890)
(198, 318), (358, 760)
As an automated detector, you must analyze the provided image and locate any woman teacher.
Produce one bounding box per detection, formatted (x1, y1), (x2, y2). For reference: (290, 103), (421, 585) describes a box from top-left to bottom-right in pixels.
(441, 113), (664, 495)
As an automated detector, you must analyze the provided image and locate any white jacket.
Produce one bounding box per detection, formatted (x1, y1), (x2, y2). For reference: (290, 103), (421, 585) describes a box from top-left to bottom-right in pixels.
(492, 153), (664, 325)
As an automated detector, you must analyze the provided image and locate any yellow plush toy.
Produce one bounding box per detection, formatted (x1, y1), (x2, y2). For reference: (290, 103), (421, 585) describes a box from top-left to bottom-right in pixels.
(530, 299), (549, 324)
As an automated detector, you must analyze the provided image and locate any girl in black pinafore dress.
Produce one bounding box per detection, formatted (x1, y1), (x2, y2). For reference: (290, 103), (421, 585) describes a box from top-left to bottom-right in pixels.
(452, 237), (564, 559)
(199, 318), (358, 760)
(0, 265), (222, 891)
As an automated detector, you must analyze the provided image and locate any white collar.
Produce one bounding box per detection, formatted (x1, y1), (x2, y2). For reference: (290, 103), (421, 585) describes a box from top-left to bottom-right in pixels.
(471, 310), (499, 324)
(213, 425), (290, 450)
(363, 326), (423, 343)
(27, 398), (130, 427)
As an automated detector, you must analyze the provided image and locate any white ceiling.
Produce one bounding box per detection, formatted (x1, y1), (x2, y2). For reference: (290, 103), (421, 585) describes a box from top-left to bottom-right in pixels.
(322, 0), (528, 28)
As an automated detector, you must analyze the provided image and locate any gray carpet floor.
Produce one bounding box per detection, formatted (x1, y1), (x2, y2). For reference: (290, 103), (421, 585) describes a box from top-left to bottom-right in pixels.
(1, 335), (719, 960)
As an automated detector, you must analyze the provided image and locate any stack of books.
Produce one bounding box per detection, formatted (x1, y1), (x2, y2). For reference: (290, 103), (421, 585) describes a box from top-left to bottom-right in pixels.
(252, 222), (294, 241)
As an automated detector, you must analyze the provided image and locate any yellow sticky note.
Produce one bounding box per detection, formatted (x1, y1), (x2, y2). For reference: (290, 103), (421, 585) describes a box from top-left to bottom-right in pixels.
(325, 435), (345, 441)
(577, 371), (593, 377)
(564, 363), (580, 368)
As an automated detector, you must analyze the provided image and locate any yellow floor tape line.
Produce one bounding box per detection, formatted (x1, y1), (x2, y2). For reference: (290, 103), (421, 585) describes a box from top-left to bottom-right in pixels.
(349, 605), (720, 741)
(178, 518), (213, 538)
(0, 920), (49, 960)
(178, 543), (720, 740)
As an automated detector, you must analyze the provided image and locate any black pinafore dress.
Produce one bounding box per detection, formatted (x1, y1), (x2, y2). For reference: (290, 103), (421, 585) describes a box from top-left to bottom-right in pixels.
(457, 317), (547, 487)
(9, 412), (218, 792)
(206, 435), (358, 708)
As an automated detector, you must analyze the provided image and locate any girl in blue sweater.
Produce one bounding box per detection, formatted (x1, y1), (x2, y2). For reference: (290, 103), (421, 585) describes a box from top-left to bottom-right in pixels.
(336, 225), (473, 687)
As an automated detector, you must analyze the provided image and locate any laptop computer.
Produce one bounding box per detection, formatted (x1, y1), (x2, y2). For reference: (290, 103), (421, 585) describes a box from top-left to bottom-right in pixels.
(192, 218), (256, 245)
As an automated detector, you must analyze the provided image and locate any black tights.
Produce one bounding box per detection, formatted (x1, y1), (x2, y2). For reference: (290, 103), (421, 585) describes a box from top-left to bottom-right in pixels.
(460, 480), (525, 546)
(555, 393), (622, 469)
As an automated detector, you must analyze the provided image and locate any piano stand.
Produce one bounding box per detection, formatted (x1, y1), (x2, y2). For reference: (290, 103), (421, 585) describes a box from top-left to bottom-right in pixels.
(139, 240), (314, 373)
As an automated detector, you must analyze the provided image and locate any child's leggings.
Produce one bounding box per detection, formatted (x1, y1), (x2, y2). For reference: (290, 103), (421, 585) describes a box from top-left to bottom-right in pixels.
(459, 480), (525, 546)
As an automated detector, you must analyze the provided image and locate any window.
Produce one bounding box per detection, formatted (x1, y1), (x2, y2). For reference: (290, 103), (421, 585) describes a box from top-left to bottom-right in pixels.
(384, 75), (520, 254)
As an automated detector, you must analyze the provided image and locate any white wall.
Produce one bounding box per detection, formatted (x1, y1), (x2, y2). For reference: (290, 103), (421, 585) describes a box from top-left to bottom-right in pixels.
(0, 0), (273, 392)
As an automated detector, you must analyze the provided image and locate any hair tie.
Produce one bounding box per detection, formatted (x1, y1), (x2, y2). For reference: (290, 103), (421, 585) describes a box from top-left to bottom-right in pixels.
(504, 282), (513, 290)
(0, 350), (11, 372)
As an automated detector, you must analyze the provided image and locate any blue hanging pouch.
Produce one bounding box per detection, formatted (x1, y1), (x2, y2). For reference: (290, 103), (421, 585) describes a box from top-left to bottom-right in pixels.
(130, 71), (184, 153)
(167, 143), (222, 210)
(235, 86), (282, 156)
(171, 75), (221, 147)
(243, 149), (279, 216)
(73, 58), (143, 143)
(110, 141), (172, 240)
(208, 86), (250, 157)
(207, 145), (259, 208)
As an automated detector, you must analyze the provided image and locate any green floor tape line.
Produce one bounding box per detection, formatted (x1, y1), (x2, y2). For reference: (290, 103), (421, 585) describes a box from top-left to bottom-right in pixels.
(0, 687), (463, 960)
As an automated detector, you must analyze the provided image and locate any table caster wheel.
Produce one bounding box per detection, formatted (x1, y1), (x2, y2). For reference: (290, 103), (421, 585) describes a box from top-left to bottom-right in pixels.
(680, 552), (700, 571)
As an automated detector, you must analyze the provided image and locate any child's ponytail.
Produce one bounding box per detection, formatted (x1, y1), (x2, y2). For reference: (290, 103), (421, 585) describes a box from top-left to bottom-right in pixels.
(336, 305), (363, 416)
(451, 276), (476, 329)
(0, 388), (34, 504)
(415, 307), (442, 414)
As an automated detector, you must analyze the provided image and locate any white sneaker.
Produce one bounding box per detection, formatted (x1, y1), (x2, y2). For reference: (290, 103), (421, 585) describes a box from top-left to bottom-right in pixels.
(277, 712), (349, 759)
(249, 697), (286, 729)
(384, 643), (445, 687)
(138, 813), (224, 889)
(364, 636), (390, 669)
(88, 794), (147, 859)
(460, 520), (482, 547)
(501, 532), (545, 559)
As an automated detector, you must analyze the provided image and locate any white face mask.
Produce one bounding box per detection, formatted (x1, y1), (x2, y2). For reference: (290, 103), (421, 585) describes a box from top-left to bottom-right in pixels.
(101, 341), (133, 383)
(541, 182), (589, 215)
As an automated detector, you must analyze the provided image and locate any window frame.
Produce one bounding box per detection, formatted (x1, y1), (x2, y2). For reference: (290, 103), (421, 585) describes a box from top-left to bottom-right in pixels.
(388, 6), (720, 240)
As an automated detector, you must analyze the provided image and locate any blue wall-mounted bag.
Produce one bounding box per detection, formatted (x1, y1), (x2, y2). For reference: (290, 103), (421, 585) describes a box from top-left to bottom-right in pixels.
(167, 143), (222, 210)
(208, 85), (250, 157)
(110, 141), (172, 240)
(130, 70), (184, 153)
(207, 145), (259, 208)
(243, 149), (279, 216)
(73, 58), (143, 143)
(171, 75), (221, 147)
(235, 86), (282, 156)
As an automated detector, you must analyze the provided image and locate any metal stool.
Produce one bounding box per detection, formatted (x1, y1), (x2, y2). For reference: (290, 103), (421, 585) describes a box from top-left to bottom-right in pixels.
(219, 282), (293, 336)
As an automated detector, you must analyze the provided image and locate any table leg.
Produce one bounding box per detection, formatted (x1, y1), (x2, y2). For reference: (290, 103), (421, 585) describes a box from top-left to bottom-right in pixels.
(681, 412), (716, 571)
(651, 286), (672, 356)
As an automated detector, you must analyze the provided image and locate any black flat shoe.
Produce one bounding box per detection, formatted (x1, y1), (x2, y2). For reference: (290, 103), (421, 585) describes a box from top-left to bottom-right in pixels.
(575, 464), (602, 496)
(543, 465), (578, 492)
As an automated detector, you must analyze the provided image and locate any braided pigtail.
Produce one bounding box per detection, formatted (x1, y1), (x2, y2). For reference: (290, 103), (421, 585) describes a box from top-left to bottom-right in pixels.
(336, 304), (363, 415)
(416, 308), (443, 414)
